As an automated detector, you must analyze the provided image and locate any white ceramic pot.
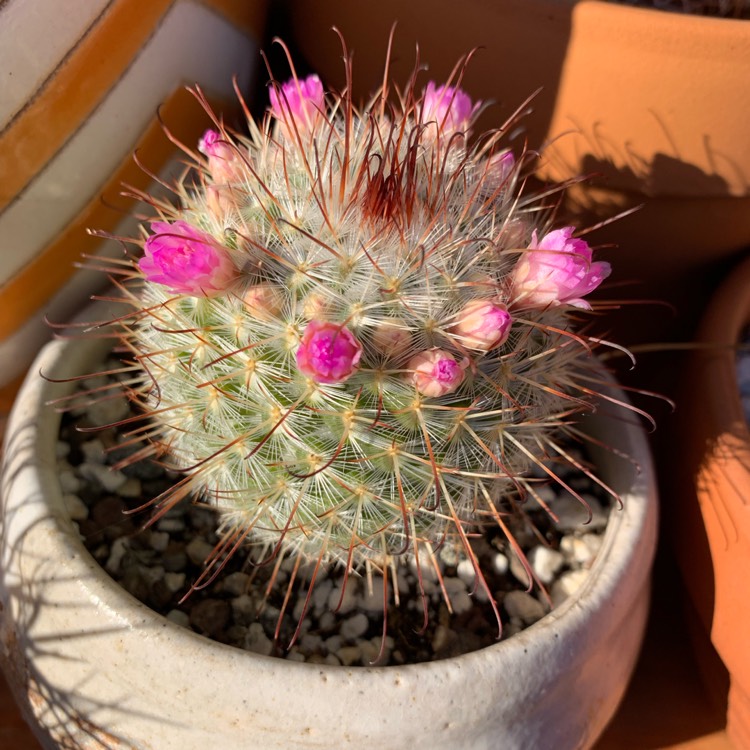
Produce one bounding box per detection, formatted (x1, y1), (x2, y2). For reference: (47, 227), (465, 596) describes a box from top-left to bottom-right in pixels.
(0, 318), (658, 750)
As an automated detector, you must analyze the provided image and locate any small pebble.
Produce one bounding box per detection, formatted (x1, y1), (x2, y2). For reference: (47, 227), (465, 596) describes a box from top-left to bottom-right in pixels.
(149, 531), (170, 552)
(340, 613), (369, 640)
(448, 588), (473, 616)
(157, 518), (187, 534)
(62, 494), (89, 522)
(221, 571), (250, 597)
(81, 439), (106, 464)
(492, 552), (509, 575)
(456, 559), (476, 586)
(231, 594), (257, 627)
(116, 477), (143, 499)
(189, 599), (230, 638)
(336, 645), (362, 666)
(166, 609), (191, 628)
(360, 577), (386, 613)
(105, 537), (129, 574)
(55, 440), (71, 459)
(59, 469), (83, 494)
(551, 570), (590, 606)
(186, 537), (214, 566)
(528, 546), (565, 585)
(78, 462), (127, 493)
(86, 395), (130, 427)
(245, 623), (273, 656)
(318, 610), (336, 633)
(502, 590), (546, 625)
(163, 572), (186, 593)
(551, 492), (609, 532)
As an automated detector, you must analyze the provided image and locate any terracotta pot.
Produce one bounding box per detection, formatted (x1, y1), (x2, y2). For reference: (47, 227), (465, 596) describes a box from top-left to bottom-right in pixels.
(539, 1), (750, 353)
(0, 307), (658, 749)
(672, 252), (750, 750)
(286, 0), (750, 349)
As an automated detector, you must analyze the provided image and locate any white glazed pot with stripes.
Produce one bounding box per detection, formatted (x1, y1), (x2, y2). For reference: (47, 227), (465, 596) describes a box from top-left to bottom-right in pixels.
(0, 313), (659, 750)
(0, 0), (268, 390)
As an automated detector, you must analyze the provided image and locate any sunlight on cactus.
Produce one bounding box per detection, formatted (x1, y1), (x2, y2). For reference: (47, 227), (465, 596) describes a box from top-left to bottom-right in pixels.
(85, 41), (636, 639)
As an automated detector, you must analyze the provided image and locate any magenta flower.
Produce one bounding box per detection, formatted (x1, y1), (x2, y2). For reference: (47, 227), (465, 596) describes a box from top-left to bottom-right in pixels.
(511, 227), (611, 310)
(269, 74), (325, 133)
(296, 320), (363, 384)
(408, 349), (466, 398)
(198, 129), (241, 184)
(420, 82), (480, 136)
(139, 220), (236, 297)
(450, 299), (512, 351)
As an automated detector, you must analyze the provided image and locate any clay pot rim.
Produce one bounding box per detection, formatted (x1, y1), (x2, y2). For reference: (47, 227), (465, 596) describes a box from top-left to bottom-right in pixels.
(580, 0), (750, 31)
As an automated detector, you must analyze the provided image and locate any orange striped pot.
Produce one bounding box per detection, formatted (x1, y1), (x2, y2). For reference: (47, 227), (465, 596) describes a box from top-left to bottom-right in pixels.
(0, 0), (268, 390)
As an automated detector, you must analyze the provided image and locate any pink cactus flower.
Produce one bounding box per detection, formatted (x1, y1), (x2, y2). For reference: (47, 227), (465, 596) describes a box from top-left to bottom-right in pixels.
(296, 320), (363, 384)
(198, 129), (241, 184)
(269, 74), (325, 134)
(408, 349), (466, 398)
(139, 220), (236, 297)
(511, 227), (611, 310)
(420, 82), (480, 137)
(450, 299), (512, 351)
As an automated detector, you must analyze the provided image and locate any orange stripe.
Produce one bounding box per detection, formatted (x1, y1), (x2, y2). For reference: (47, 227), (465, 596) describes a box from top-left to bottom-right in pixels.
(0, 0), (175, 211)
(0, 88), (233, 340)
(198, 0), (269, 38)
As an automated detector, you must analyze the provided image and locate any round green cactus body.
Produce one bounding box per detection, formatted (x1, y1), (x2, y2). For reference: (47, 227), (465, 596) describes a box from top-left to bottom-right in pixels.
(121, 67), (615, 593)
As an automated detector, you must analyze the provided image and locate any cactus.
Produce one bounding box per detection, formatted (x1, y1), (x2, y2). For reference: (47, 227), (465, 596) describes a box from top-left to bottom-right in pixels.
(95, 48), (628, 635)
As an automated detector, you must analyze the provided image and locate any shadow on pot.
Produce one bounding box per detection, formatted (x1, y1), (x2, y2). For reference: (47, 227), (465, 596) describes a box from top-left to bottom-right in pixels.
(669, 252), (750, 748)
(0, 417), (139, 749)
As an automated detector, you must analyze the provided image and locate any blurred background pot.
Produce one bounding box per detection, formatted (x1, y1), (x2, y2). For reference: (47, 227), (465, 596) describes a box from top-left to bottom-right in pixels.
(672, 252), (750, 750)
(0, 0), (269, 393)
(0, 306), (658, 749)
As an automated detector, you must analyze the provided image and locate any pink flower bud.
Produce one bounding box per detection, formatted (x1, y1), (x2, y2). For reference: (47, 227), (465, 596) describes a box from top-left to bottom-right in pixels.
(511, 227), (611, 310)
(486, 150), (515, 187)
(139, 220), (236, 297)
(408, 349), (466, 398)
(198, 129), (242, 184)
(420, 82), (480, 138)
(372, 320), (412, 352)
(302, 291), (330, 320)
(243, 284), (283, 321)
(269, 74), (325, 135)
(296, 320), (363, 384)
(205, 185), (234, 217)
(450, 299), (512, 351)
